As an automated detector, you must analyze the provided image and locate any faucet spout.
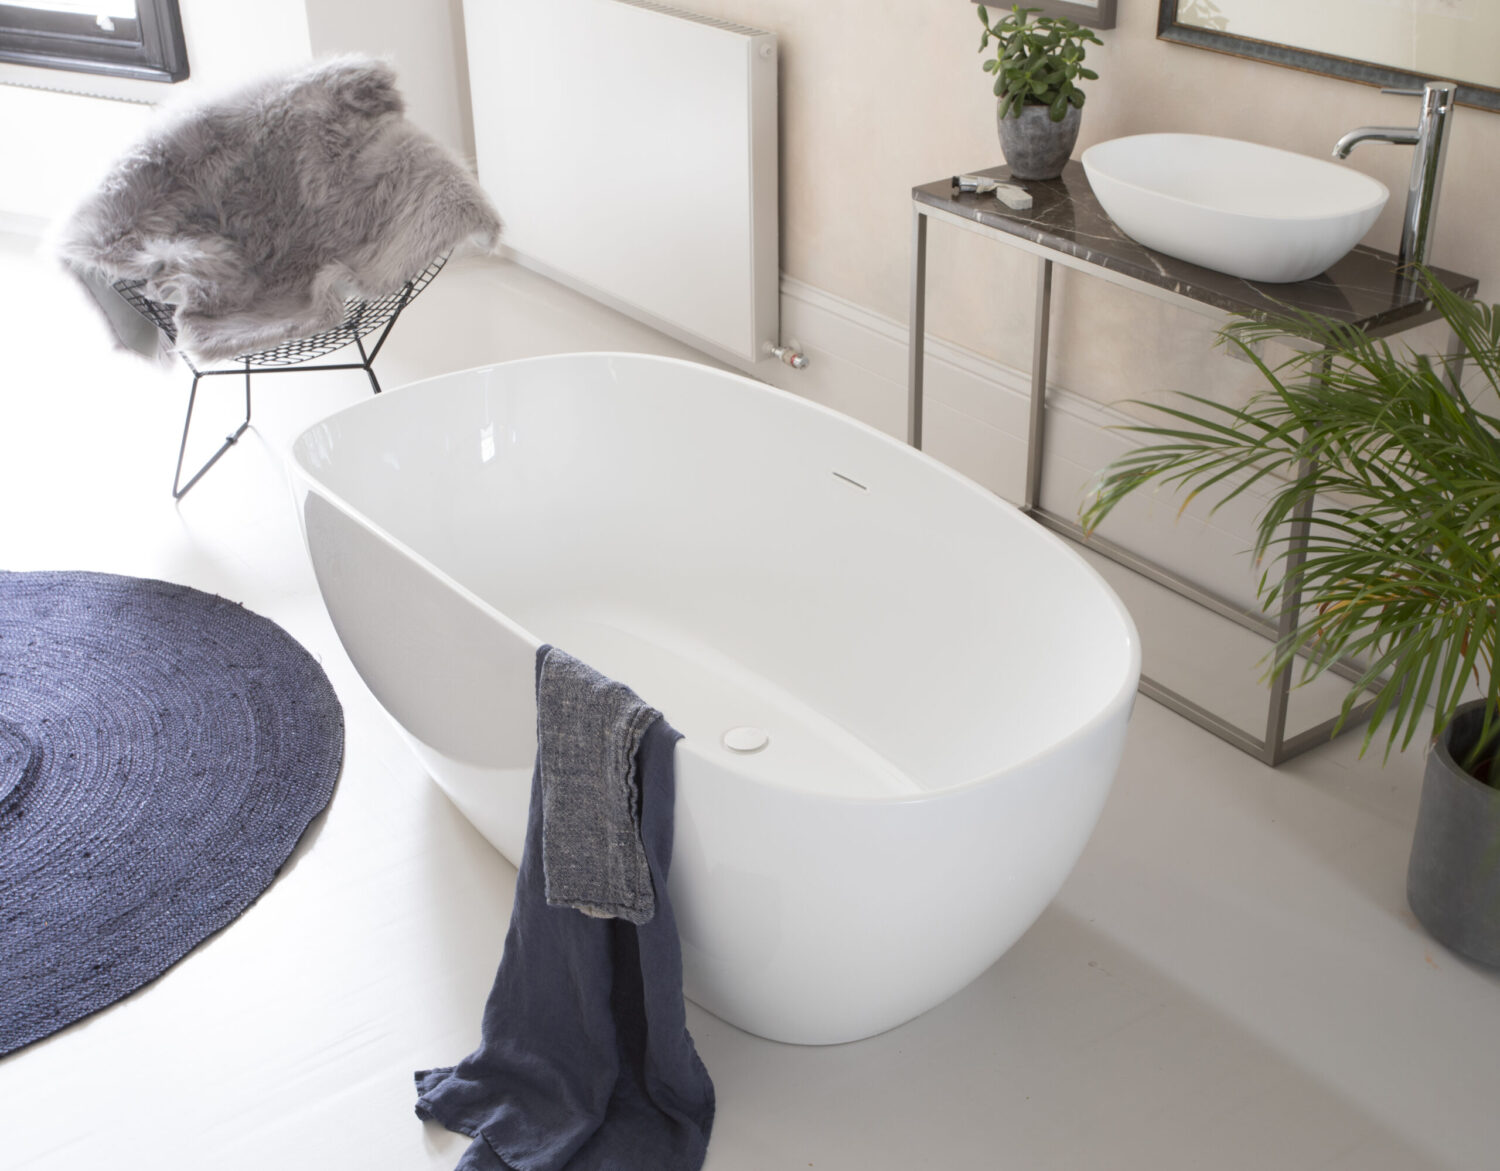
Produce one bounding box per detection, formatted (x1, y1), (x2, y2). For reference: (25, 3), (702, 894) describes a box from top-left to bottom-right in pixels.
(1331, 80), (1456, 270)
(1332, 125), (1419, 159)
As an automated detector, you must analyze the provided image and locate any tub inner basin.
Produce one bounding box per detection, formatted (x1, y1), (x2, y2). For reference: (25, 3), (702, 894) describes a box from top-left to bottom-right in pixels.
(294, 354), (1138, 800)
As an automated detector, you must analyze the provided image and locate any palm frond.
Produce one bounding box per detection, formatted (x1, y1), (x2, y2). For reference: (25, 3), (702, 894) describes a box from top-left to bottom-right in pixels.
(1082, 267), (1500, 767)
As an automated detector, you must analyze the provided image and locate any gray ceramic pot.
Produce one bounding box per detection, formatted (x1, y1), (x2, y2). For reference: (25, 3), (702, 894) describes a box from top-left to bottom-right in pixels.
(996, 103), (1081, 181)
(1407, 699), (1500, 968)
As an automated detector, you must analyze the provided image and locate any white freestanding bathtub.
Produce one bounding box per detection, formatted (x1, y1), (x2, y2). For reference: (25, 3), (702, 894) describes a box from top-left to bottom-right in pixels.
(290, 352), (1140, 1045)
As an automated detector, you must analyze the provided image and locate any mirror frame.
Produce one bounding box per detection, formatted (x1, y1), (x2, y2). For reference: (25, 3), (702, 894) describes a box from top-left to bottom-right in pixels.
(1157, 0), (1500, 113)
(0, 1), (188, 84)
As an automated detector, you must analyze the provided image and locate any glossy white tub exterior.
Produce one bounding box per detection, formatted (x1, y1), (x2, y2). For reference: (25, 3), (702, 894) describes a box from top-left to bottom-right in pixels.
(290, 353), (1140, 1045)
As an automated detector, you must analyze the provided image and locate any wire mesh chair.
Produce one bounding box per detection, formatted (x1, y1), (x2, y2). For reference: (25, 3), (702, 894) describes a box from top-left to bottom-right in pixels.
(112, 253), (448, 499)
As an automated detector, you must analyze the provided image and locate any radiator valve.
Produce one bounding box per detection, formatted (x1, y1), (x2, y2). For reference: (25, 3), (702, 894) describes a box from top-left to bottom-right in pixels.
(764, 342), (809, 369)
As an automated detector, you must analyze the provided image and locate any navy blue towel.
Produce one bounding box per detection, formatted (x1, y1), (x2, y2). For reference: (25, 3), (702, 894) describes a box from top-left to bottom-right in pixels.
(415, 649), (714, 1171)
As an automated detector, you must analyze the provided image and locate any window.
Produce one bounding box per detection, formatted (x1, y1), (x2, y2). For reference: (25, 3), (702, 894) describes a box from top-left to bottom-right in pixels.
(0, 2), (187, 83)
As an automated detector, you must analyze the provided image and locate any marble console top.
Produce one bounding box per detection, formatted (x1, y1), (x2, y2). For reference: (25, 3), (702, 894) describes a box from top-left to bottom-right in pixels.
(914, 162), (1478, 336)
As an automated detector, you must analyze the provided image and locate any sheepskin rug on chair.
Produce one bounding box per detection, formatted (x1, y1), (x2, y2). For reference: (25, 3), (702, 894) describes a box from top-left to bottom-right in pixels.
(59, 55), (501, 363)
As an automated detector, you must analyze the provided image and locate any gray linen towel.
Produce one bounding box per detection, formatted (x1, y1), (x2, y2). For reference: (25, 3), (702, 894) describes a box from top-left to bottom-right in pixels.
(538, 645), (660, 924)
(415, 644), (714, 1171)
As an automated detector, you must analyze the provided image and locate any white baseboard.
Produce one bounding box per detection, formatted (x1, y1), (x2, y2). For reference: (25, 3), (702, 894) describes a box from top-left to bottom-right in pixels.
(764, 274), (1271, 613)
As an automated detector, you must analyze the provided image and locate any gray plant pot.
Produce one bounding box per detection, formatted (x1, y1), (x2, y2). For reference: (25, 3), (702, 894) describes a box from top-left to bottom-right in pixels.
(1407, 699), (1500, 968)
(997, 103), (1081, 181)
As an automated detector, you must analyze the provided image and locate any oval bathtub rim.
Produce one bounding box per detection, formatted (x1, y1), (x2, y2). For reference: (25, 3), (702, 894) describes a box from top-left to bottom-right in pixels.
(290, 350), (1143, 807)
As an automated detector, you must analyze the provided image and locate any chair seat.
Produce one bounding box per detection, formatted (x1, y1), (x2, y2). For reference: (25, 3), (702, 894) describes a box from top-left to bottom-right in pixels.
(112, 254), (448, 369)
(112, 252), (450, 500)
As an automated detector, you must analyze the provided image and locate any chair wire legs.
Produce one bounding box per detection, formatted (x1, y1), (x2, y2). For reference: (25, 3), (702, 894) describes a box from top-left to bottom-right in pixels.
(354, 333), (384, 396)
(120, 257), (447, 500)
(170, 336), (399, 500)
(173, 361), (253, 500)
(164, 274), (424, 497)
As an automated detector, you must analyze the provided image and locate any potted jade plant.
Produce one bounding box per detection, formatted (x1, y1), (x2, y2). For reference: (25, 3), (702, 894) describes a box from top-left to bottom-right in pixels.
(1080, 270), (1500, 968)
(977, 4), (1102, 180)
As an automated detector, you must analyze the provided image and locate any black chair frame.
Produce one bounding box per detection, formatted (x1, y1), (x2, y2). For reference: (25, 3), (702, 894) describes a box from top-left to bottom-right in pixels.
(113, 254), (448, 499)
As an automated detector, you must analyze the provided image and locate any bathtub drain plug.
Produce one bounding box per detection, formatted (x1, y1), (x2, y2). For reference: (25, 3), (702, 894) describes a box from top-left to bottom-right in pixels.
(722, 726), (769, 754)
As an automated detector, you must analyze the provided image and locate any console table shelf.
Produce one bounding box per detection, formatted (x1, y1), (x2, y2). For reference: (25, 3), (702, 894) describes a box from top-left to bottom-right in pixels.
(907, 160), (1479, 764)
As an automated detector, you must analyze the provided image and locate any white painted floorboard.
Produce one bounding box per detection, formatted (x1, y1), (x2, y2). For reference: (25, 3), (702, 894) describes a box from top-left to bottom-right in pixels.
(1, 232), (1496, 1170)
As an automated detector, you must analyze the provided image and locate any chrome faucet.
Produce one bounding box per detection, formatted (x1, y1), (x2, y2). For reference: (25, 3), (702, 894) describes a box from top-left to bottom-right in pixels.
(1333, 80), (1456, 270)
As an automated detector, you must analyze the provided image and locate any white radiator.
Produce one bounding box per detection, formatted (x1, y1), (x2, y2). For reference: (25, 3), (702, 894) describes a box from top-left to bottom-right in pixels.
(464, 0), (779, 367)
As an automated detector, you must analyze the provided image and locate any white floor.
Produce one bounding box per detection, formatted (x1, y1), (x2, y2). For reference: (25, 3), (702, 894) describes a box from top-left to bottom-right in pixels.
(1, 231), (1497, 1170)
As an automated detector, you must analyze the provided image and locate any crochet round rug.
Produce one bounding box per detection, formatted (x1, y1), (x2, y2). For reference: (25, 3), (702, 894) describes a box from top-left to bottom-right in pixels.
(0, 570), (343, 1057)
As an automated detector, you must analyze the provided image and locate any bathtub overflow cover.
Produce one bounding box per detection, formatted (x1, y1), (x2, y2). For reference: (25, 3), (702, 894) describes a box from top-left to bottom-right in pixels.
(722, 726), (769, 754)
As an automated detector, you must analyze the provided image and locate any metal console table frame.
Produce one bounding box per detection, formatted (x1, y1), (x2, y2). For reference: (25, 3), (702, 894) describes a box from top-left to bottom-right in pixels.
(907, 163), (1478, 765)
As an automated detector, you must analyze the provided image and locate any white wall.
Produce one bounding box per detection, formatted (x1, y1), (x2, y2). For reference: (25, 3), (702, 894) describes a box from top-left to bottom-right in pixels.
(303, 0), (473, 162)
(0, 0), (477, 228)
(0, 0), (314, 225)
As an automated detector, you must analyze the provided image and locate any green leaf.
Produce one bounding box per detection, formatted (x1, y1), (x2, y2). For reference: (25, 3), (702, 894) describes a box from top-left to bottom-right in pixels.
(978, 4), (1104, 97)
(1081, 267), (1500, 762)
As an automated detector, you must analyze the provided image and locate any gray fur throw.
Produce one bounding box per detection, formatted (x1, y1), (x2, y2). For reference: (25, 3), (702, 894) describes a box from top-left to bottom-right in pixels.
(59, 56), (501, 364)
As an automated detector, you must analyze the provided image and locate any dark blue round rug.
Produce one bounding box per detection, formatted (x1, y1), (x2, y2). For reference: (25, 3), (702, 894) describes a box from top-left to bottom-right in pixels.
(0, 570), (343, 1057)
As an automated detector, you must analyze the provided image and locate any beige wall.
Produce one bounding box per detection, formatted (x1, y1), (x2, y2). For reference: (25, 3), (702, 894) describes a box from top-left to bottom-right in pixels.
(7, 0), (1494, 409)
(677, 0), (1499, 411)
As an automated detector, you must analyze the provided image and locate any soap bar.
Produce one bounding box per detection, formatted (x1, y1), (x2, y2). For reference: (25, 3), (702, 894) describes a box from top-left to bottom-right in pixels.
(994, 184), (1033, 211)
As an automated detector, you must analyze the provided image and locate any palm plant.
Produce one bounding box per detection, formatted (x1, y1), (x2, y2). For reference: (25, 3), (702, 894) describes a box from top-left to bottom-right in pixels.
(1080, 270), (1500, 779)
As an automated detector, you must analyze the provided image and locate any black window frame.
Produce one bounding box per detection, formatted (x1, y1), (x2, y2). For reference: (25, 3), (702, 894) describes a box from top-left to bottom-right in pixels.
(0, 1), (188, 84)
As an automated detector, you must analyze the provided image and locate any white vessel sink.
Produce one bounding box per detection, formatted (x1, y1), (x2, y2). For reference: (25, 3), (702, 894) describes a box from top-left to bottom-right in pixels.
(1081, 133), (1389, 284)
